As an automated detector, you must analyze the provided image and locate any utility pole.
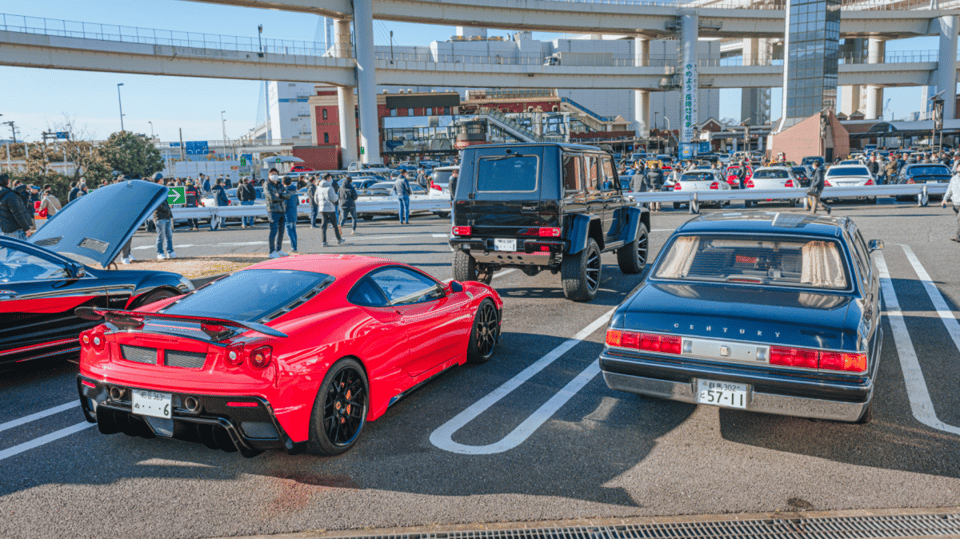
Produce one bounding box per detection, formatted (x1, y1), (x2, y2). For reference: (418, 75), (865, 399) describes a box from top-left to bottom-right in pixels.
(117, 83), (126, 131)
(179, 128), (186, 161)
(221, 111), (228, 160)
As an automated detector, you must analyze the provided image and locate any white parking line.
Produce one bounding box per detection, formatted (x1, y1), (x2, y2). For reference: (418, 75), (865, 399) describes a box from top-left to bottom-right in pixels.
(901, 244), (960, 353)
(0, 422), (95, 462)
(0, 402), (77, 433)
(877, 253), (960, 436)
(430, 309), (614, 455)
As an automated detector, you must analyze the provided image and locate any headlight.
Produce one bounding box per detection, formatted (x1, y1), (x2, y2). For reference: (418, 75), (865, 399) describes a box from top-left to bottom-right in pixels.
(178, 276), (196, 292)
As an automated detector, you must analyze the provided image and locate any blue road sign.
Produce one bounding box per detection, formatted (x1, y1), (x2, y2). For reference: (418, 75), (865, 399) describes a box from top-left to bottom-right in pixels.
(170, 142), (181, 147)
(185, 141), (209, 155)
(55, 131), (69, 139)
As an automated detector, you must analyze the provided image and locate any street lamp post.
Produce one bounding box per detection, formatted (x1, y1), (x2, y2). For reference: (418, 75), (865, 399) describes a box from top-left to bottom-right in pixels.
(221, 111), (228, 159)
(148, 121), (155, 140)
(117, 83), (125, 131)
(390, 31), (394, 64)
(258, 25), (264, 57)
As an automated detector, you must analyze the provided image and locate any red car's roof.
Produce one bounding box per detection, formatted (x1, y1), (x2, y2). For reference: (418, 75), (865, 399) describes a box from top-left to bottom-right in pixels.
(242, 254), (395, 279)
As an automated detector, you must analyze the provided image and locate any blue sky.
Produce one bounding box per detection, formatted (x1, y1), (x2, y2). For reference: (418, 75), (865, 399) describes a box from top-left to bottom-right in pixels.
(0, 0), (937, 142)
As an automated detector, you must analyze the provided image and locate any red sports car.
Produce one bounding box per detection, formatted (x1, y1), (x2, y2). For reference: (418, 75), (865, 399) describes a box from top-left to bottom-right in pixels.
(76, 255), (503, 457)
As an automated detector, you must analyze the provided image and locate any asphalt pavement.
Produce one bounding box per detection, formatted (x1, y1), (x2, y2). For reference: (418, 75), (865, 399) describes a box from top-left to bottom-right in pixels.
(1, 199), (960, 539)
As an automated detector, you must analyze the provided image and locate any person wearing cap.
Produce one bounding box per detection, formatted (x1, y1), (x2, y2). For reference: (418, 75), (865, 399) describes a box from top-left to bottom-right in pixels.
(151, 173), (176, 260)
(183, 179), (200, 231)
(263, 167), (291, 258)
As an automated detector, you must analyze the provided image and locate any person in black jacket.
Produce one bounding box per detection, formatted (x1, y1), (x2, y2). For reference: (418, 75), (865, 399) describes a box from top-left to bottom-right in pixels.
(306, 175), (319, 228)
(263, 168), (291, 258)
(807, 161), (831, 215)
(151, 173), (176, 259)
(237, 177), (257, 228)
(338, 177), (359, 234)
(0, 174), (33, 239)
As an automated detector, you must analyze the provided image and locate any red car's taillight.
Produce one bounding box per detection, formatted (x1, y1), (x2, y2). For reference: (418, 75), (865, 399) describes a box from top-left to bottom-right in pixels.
(81, 326), (106, 353)
(452, 226), (471, 237)
(224, 343), (244, 367)
(249, 345), (272, 369)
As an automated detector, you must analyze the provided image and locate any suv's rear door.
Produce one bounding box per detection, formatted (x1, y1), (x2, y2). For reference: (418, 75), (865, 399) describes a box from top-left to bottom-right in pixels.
(598, 154), (623, 242)
(456, 146), (552, 236)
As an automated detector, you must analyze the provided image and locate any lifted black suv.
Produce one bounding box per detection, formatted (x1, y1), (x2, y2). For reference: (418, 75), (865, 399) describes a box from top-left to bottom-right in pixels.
(450, 143), (650, 302)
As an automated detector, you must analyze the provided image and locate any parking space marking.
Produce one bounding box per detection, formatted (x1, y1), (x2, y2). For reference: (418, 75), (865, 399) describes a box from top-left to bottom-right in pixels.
(901, 244), (960, 353)
(877, 253), (960, 436)
(0, 422), (94, 463)
(0, 402), (77, 433)
(430, 309), (614, 455)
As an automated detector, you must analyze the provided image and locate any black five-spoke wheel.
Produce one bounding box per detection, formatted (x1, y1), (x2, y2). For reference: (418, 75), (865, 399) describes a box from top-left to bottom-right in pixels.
(467, 299), (499, 364)
(308, 358), (368, 455)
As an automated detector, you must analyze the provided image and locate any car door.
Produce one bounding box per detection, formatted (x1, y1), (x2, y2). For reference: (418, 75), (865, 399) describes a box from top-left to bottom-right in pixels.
(561, 152), (588, 219)
(598, 154), (623, 242)
(345, 275), (410, 394)
(0, 239), (106, 364)
(582, 154), (607, 235)
(845, 225), (880, 356)
(368, 266), (465, 378)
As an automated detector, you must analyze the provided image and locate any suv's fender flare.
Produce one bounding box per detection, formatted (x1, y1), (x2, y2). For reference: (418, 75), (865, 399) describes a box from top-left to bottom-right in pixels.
(619, 206), (649, 245)
(567, 214), (603, 255)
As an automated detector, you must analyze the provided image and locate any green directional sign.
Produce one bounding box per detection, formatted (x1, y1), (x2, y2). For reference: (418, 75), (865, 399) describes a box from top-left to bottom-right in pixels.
(360, 147), (365, 155)
(240, 156), (247, 166)
(167, 186), (185, 205)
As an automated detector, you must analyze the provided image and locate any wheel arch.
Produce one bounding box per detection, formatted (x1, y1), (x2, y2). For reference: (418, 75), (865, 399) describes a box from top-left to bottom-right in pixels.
(567, 214), (605, 254)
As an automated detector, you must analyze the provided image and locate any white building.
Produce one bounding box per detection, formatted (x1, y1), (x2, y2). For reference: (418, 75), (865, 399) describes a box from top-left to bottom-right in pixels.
(260, 81), (317, 144)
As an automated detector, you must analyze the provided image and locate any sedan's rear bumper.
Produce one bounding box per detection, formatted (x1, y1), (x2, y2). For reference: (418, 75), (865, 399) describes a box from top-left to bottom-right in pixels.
(600, 351), (873, 422)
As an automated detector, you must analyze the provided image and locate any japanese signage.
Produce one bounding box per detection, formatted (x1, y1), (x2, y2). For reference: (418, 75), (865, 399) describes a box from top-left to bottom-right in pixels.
(680, 13), (698, 147)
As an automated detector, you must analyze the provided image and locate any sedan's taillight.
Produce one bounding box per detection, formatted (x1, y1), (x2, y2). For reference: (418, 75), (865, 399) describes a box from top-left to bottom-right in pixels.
(785, 179), (794, 188)
(865, 178), (874, 186)
(770, 345), (866, 373)
(673, 183), (682, 191)
(745, 180), (755, 188)
(606, 330), (681, 355)
(709, 182), (719, 190)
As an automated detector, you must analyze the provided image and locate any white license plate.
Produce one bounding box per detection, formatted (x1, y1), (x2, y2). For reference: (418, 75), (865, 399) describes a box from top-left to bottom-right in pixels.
(132, 390), (172, 419)
(696, 379), (748, 409)
(494, 238), (516, 252)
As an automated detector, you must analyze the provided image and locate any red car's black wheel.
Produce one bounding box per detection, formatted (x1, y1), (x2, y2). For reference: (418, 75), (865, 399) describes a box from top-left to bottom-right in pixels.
(467, 299), (499, 364)
(308, 358), (368, 456)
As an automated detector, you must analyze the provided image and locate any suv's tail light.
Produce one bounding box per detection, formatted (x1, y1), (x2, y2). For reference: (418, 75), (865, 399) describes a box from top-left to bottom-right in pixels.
(452, 226), (472, 237)
(538, 227), (561, 237)
(249, 346), (272, 369)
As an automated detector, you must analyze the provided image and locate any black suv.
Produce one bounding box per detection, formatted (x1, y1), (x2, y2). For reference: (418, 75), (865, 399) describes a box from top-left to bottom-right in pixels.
(449, 143), (650, 302)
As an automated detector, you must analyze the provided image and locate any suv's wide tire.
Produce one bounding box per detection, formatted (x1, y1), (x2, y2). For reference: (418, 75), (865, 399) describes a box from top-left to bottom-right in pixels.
(617, 223), (648, 274)
(452, 250), (478, 282)
(561, 238), (601, 302)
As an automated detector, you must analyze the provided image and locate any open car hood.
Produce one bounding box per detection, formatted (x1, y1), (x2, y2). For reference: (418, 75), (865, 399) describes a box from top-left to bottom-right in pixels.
(29, 181), (168, 269)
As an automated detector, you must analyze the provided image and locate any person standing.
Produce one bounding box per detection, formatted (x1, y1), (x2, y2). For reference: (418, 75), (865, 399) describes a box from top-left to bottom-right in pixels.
(338, 176), (359, 235)
(151, 173), (176, 259)
(807, 161), (832, 215)
(237, 176), (257, 228)
(68, 180), (83, 202)
(0, 174), (33, 240)
(394, 171), (412, 224)
(201, 174), (211, 195)
(736, 159), (747, 190)
(315, 173), (344, 246)
(942, 166), (960, 243)
(416, 167), (428, 189)
(307, 175), (320, 228)
(283, 177), (300, 254)
(647, 164), (663, 212)
(263, 168), (290, 258)
(183, 179), (200, 231)
(38, 187), (61, 218)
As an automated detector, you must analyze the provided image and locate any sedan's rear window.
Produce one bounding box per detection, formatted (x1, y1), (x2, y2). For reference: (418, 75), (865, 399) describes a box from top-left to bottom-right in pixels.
(753, 169), (789, 179)
(654, 235), (849, 289)
(680, 173), (717, 182)
(827, 166), (869, 176)
(476, 155), (539, 192)
(907, 166), (950, 176)
(164, 269), (332, 321)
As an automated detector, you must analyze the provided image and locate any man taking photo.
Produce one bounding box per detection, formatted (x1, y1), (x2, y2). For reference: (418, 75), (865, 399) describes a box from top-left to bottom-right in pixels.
(0, 174), (34, 239)
(263, 168), (291, 258)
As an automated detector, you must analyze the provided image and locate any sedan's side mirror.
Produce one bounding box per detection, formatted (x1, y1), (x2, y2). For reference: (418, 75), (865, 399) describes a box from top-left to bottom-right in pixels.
(868, 239), (884, 252)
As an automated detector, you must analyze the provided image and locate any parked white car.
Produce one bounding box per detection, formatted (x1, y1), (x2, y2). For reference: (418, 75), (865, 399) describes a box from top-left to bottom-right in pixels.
(744, 167), (801, 208)
(824, 164), (878, 203)
(672, 169), (731, 210)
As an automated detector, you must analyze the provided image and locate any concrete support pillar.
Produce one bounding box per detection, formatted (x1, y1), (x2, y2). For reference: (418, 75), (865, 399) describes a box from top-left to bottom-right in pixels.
(352, 0), (381, 165)
(840, 38), (864, 117)
(742, 38), (771, 124)
(938, 15), (958, 121)
(633, 38), (650, 137)
(864, 38), (884, 120)
(334, 20), (358, 167)
(679, 11), (699, 152)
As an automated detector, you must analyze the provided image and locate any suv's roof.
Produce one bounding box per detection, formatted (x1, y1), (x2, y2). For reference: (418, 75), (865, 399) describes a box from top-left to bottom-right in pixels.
(465, 142), (607, 152)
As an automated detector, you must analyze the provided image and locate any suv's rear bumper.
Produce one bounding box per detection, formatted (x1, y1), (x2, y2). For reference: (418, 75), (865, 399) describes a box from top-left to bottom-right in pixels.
(451, 238), (565, 267)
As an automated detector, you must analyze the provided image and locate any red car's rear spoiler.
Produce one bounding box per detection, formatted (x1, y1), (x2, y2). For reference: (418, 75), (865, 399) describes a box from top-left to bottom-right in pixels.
(75, 307), (288, 339)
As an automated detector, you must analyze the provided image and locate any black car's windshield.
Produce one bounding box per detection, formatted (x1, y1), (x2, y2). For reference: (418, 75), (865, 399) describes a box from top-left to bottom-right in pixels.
(164, 269), (331, 321)
(653, 235), (850, 290)
(907, 166), (950, 176)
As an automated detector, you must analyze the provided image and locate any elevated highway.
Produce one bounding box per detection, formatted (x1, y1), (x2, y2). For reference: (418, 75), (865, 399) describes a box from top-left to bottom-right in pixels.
(190, 0), (957, 39)
(0, 26), (946, 89)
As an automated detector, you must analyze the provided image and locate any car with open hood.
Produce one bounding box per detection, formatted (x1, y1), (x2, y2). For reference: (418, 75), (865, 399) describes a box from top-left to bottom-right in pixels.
(76, 255), (502, 457)
(599, 212), (883, 423)
(0, 181), (193, 368)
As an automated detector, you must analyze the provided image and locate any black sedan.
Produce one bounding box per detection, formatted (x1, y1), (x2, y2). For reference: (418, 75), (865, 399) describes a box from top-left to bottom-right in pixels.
(599, 212), (882, 423)
(894, 163), (952, 200)
(0, 181), (193, 367)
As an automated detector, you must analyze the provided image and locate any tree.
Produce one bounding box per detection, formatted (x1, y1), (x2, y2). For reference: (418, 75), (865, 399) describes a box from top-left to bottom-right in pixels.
(97, 131), (164, 180)
(50, 115), (101, 183)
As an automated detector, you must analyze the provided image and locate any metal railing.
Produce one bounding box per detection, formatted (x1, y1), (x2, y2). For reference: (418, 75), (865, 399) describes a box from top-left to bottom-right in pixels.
(377, 51), (544, 65)
(0, 12), (329, 58)
(560, 97), (619, 122)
